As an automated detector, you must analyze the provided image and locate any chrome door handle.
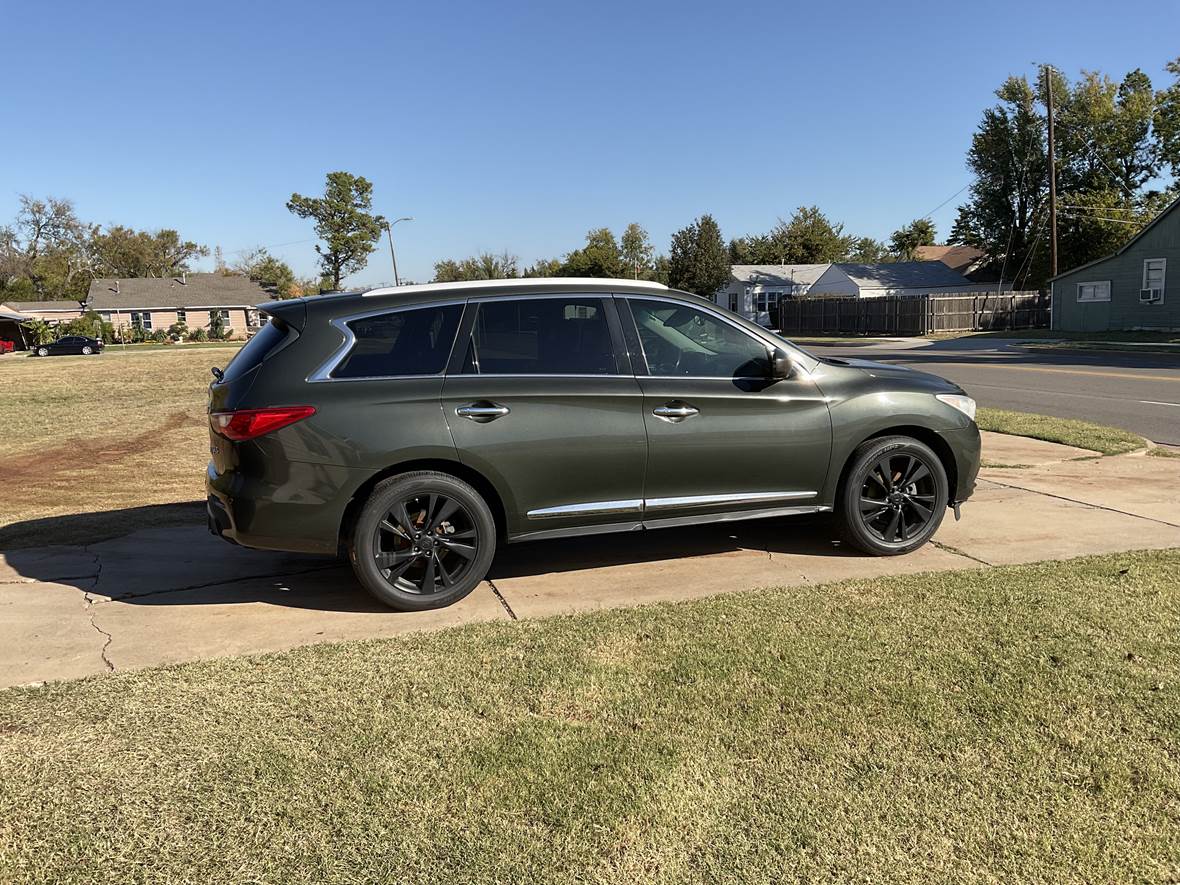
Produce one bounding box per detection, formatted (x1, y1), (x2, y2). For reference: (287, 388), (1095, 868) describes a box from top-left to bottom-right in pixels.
(653, 402), (699, 423)
(456, 402), (510, 422)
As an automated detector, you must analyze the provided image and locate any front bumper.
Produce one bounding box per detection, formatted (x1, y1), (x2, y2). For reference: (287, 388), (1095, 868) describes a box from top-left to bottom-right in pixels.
(939, 423), (982, 503)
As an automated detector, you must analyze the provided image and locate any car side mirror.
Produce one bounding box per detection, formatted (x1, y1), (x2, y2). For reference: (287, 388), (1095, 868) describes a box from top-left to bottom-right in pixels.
(768, 347), (792, 380)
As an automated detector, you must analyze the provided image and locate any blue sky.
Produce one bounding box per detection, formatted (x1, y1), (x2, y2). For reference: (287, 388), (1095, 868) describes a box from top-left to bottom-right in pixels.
(2, 0), (1178, 287)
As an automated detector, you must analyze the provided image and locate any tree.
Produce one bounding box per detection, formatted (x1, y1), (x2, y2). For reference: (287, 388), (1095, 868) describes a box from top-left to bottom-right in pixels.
(561, 228), (624, 277)
(522, 257), (562, 277)
(1157, 58), (1180, 178)
(777, 206), (856, 263)
(849, 236), (890, 263)
(287, 171), (386, 289)
(208, 310), (227, 340)
(91, 226), (207, 278)
(620, 223), (654, 279)
(888, 218), (936, 260)
(20, 318), (55, 345)
(667, 214), (730, 297)
(0, 195), (95, 300)
(432, 252), (518, 282)
(232, 247), (298, 298)
(951, 75), (1047, 283)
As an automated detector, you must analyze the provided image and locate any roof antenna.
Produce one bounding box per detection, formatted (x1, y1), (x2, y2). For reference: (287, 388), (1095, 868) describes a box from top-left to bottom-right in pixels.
(182, 271), (187, 285)
(114, 280), (119, 294)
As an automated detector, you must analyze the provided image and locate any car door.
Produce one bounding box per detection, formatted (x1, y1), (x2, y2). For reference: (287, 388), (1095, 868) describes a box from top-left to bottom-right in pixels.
(622, 296), (832, 524)
(441, 294), (647, 541)
(51, 337), (77, 355)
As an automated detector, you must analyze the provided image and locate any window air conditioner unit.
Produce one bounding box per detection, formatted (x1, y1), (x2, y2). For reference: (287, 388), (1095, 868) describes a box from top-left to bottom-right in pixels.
(1140, 288), (1163, 304)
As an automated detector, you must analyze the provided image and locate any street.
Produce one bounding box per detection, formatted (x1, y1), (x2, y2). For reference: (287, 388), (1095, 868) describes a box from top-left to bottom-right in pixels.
(801, 337), (1180, 445)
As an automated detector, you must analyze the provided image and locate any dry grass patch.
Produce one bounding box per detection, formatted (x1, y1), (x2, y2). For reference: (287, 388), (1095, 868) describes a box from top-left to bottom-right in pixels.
(0, 347), (239, 541)
(1, 550), (1178, 882)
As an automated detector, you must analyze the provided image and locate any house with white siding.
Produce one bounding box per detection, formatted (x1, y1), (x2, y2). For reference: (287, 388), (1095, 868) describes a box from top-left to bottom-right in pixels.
(716, 264), (831, 324)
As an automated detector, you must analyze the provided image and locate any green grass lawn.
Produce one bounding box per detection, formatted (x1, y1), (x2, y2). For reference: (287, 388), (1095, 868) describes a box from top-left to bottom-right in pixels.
(3, 550), (1179, 883)
(976, 407), (1147, 455)
(929, 329), (1180, 343)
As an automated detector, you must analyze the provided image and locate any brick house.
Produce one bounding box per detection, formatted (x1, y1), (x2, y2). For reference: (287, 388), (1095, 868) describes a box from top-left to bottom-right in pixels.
(87, 273), (270, 339)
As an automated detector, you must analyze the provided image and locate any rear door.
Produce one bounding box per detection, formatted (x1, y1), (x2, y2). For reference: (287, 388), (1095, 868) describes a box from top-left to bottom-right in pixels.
(622, 296), (832, 523)
(441, 294), (647, 540)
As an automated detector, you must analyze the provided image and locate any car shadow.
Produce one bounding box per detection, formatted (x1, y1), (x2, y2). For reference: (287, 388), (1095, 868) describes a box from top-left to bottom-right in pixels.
(2, 504), (851, 609)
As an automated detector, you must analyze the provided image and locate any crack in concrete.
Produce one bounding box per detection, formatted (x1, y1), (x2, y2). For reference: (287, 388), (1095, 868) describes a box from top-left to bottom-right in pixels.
(79, 545), (115, 673)
(982, 478), (1180, 530)
(487, 579), (517, 620)
(930, 540), (993, 567)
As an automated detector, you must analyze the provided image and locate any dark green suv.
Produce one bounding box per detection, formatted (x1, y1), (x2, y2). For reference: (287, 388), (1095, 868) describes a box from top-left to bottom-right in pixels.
(207, 279), (979, 610)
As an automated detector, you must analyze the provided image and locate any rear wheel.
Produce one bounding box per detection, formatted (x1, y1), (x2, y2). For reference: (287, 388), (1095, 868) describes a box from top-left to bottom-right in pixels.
(348, 471), (496, 611)
(37, 346), (49, 356)
(837, 436), (948, 555)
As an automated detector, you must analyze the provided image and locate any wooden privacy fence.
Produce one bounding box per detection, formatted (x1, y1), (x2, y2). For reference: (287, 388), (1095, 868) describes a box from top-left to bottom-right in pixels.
(773, 291), (1050, 336)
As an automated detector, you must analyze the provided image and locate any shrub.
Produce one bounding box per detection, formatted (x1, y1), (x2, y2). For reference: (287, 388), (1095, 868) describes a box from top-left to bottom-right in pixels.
(189, 327), (208, 342)
(207, 310), (227, 341)
(149, 329), (169, 343)
(167, 322), (189, 342)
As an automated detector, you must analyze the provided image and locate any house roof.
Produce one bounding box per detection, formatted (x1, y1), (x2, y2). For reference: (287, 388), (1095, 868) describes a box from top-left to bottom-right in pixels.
(914, 245), (986, 275)
(831, 261), (973, 290)
(86, 273), (267, 309)
(1049, 195), (1180, 282)
(0, 300), (85, 312)
(729, 264), (831, 287)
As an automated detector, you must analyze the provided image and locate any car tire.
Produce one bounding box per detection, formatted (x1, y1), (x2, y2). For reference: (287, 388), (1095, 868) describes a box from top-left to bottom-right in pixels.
(348, 470), (497, 611)
(81, 346), (93, 355)
(37, 346), (49, 357)
(837, 435), (948, 556)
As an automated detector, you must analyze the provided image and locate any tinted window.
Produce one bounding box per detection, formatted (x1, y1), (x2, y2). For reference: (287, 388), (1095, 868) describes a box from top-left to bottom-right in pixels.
(629, 300), (769, 378)
(221, 319), (291, 383)
(333, 303), (462, 379)
(465, 297), (617, 375)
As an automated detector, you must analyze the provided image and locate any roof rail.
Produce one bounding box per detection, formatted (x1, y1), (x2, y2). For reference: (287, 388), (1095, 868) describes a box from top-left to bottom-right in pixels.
(361, 277), (669, 298)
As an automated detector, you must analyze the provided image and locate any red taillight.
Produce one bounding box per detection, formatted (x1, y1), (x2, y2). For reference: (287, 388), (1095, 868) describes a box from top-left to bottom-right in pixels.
(210, 406), (316, 442)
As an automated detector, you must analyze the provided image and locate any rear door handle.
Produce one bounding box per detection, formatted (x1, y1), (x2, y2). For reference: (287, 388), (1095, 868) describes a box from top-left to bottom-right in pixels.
(653, 402), (699, 423)
(456, 401), (510, 422)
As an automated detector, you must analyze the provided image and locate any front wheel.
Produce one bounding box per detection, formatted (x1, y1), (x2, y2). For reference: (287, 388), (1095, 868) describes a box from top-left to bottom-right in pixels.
(348, 470), (497, 611)
(837, 436), (948, 556)
(81, 345), (93, 355)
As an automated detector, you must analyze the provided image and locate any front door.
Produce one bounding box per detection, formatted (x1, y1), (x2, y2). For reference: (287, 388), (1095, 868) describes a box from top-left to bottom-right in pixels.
(622, 296), (832, 523)
(441, 294), (647, 540)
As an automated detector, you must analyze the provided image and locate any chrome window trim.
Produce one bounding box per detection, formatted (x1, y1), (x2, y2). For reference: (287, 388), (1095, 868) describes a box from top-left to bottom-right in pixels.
(625, 294), (817, 375)
(307, 299), (468, 383)
(644, 490), (816, 510)
(526, 499), (643, 519)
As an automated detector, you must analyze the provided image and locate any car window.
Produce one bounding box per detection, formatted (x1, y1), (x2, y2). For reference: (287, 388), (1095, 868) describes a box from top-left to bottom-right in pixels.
(628, 300), (770, 378)
(333, 304), (463, 379)
(463, 297), (617, 375)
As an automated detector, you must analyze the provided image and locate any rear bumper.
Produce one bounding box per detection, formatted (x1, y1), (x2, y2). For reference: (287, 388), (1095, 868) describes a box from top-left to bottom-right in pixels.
(206, 459), (369, 555)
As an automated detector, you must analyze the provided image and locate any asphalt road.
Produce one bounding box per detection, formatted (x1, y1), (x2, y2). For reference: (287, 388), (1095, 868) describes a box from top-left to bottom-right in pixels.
(800, 337), (1180, 445)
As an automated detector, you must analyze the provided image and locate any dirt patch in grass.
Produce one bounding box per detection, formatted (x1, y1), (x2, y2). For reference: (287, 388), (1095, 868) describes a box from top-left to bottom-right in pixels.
(1, 549), (1178, 882)
(1, 349), (226, 542)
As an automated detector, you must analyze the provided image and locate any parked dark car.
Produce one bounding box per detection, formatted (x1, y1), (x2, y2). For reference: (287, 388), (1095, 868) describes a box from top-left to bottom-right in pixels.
(207, 279), (980, 611)
(34, 335), (104, 357)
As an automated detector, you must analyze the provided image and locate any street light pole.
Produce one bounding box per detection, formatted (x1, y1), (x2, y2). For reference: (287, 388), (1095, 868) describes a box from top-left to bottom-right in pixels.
(385, 216), (413, 286)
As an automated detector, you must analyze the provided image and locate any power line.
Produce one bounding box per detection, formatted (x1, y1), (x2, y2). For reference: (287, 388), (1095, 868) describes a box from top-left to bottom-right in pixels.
(919, 183), (971, 220)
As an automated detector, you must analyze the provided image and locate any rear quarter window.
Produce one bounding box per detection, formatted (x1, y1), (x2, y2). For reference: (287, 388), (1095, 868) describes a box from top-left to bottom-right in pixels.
(332, 304), (463, 378)
(220, 319), (292, 383)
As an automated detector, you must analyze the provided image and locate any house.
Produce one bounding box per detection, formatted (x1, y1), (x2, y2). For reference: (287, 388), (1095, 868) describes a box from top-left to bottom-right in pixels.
(808, 261), (1004, 297)
(716, 264), (831, 323)
(1050, 197), (1179, 332)
(87, 273), (268, 339)
(0, 301), (87, 350)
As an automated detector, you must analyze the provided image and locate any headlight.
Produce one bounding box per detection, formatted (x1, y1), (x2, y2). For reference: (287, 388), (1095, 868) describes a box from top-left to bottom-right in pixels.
(936, 393), (976, 420)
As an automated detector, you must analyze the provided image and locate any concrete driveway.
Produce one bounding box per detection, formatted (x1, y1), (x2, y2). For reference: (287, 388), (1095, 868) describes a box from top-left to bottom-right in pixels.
(3, 432), (1178, 689)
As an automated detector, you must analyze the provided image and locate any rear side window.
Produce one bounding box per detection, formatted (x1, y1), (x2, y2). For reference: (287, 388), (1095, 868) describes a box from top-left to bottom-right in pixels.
(333, 304), (462, 379)
(463, 297), (617, 375)
(220, 319), (291, 383)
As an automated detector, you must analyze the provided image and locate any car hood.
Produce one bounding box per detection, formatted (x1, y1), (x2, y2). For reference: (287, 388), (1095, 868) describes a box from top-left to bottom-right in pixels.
(817, 356), (963, 393)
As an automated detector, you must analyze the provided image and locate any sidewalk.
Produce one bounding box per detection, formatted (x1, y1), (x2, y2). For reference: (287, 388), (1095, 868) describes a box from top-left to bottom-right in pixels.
(3, 432), (1177, 688)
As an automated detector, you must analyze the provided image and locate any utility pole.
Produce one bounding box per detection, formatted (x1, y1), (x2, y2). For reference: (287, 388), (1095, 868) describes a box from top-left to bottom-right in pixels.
(1044, 64), (1058, 278)
(384, 216), (413, 286)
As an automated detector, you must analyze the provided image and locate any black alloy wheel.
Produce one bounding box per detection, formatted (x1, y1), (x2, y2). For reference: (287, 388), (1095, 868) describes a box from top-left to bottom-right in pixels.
(838, 436), (948, 556)
(350, 470), (497, 611)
